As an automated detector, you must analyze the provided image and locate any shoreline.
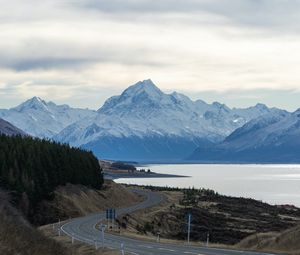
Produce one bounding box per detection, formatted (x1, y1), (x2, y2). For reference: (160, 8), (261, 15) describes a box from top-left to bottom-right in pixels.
(104, 171), (188, 180)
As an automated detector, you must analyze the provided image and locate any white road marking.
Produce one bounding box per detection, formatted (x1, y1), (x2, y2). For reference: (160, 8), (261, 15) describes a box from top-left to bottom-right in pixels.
(183, 252), (205, 255)
(129, 252), (139, 255)
(138, 245), (153, 249)
(158, 247), (176, 252)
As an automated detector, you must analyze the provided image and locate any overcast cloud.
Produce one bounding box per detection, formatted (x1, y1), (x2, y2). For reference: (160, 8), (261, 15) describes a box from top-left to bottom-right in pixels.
(0, 0), (300, 110)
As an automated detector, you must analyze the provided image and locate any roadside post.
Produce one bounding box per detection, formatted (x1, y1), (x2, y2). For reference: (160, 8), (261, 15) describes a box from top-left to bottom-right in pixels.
(100, 224), (106, 249)
(206, 232), (209, 247)
(120, 242), (125, 255)
(94, 238), (97, 250)
(187, 213), (191, 244)
(157, 231), (160, 243)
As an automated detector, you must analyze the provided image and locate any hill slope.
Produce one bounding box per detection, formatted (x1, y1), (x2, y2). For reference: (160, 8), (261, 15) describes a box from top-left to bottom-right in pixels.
(0, 135), (103, 223)
(0, 190), (69, 255)
(0, 118), (27, 136)
(237, 224), (300, 254)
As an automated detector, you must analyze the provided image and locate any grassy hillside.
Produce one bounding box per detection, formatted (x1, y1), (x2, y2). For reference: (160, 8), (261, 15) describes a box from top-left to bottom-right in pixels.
(37, 181), (141, 225)
(236, 225), (300, 255)
(118, 186), (300, 245)
(0, 134), (103, 224)
(0, 190), (69, 255)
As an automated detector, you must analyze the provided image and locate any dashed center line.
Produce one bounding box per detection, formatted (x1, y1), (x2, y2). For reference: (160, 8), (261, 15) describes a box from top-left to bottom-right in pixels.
(183, 252), (205, 255)
(158, 247), (176, 252)
(129, 252), (139, 255)
(138, 244), (154, 249)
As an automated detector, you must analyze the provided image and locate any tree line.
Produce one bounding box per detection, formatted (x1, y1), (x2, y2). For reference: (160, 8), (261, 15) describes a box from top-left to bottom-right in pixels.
(0, 134), (103, 217)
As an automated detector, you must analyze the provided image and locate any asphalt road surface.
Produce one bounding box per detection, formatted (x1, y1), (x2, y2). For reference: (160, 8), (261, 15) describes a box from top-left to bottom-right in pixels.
(61, 189), (276, 255)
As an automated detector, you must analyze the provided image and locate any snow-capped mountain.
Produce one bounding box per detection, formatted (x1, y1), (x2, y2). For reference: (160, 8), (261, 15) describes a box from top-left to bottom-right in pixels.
(189, 109), (300, 163)
(0, 118), (27, 136)
(55, 79), (281, 161)
(0, 97), (96, 138)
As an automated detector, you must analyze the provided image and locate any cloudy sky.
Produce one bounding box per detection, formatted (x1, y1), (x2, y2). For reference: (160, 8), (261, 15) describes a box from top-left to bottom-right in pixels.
(1, 0), (300, 111)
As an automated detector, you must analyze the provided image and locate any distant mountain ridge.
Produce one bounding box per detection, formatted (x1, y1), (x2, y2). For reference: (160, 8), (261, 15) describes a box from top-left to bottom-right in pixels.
(0, 97), (96, 137)
(55, 79), (282, 161)
(189, 109), (300, 163)
(0, 79), (294, 162)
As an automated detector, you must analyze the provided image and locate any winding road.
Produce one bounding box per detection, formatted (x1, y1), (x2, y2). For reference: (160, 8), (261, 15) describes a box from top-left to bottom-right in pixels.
(61, 189), (275, 255)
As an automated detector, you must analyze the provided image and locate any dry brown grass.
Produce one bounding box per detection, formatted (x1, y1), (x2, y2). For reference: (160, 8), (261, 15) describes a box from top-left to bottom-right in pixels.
(236, 224), (300, 255)
(113, 190), (182, 239)
(0, 182), (140, 255)
(38, 180), (142, 224)
(0, 190), (69, 255)
(37, 181), (143, 255)
(54, 181), (141, 215)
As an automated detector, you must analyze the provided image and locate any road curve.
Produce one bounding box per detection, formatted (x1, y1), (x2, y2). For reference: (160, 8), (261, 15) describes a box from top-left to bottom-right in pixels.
(61, 189), (276, 255)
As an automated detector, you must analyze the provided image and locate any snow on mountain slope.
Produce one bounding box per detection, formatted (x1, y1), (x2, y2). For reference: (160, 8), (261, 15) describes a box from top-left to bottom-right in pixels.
(55, 79), (281, 161)
(97, 79), (275, 139)
(189, 109), (300, 163)
(0, 118), (27, 136)
(0, 97), (96, 138)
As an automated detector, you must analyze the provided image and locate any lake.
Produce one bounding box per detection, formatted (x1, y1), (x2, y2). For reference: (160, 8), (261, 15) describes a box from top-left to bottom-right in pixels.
(115, 164), (300, 206)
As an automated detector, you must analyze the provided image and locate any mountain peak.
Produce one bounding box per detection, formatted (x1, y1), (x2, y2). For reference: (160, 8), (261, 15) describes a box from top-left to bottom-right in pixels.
(13, 96), (49, 112)
(254, 103), (268, 110)
(98, 79), (165, 113)
(122, 79), (163, 98)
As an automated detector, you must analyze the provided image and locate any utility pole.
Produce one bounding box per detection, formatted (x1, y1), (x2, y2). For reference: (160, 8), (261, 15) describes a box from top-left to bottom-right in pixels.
(187, 213), (191, 245)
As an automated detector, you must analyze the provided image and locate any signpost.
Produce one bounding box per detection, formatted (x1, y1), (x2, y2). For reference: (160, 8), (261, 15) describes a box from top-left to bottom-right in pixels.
(106, 208), (116, 230)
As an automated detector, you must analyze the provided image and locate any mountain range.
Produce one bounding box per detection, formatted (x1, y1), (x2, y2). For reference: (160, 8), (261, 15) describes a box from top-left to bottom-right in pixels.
(190, 109), (300, 163)
(0, 79), (299, 162)
(0, 97), (96, 138)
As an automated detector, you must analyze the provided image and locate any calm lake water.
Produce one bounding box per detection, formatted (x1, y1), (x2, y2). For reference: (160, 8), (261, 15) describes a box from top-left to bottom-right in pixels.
(115, 164), (300, 206)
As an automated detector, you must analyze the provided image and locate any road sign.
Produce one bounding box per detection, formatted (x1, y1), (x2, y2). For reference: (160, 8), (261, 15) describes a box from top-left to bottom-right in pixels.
(106, 208), (116, 220)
